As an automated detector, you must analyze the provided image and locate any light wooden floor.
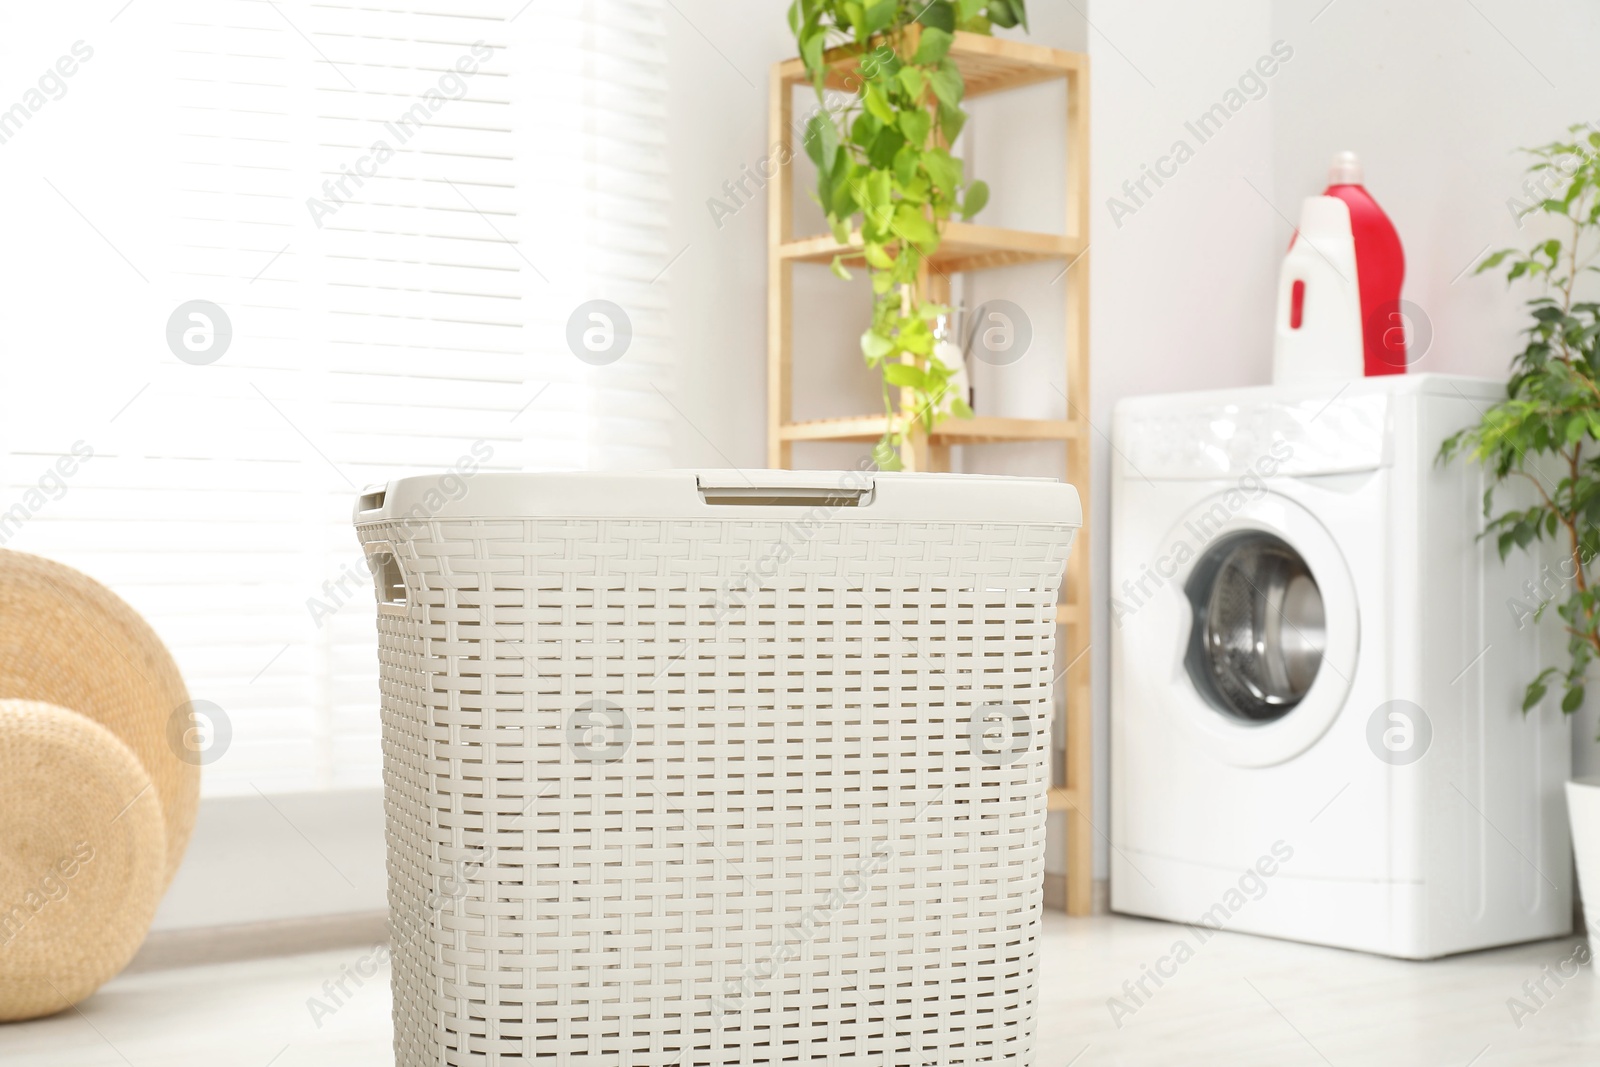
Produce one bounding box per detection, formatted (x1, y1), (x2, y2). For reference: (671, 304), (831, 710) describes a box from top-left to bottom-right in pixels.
(1, 914), (1594, 1065)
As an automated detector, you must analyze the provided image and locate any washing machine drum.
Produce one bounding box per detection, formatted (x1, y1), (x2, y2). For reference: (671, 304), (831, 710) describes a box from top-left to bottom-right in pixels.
(1184, 532), (1326, 723)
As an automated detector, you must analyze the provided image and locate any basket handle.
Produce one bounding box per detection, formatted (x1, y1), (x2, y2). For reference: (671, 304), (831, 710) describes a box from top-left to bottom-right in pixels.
(356, 485), (387, 516)
(696, 472), (874, 508)
(361, 540), (408, 610)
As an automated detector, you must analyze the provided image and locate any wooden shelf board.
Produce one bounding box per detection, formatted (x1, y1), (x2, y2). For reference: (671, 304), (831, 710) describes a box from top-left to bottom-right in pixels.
(934, 416), (1084, 442)
(780, 414), (1082, 444)
(779, 414), (887, 442)
(778, 30), (1084, 98)
(779, 221), (1082, 273)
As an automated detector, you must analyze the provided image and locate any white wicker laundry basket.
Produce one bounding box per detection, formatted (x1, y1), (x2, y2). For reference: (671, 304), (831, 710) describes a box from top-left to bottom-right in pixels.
(354, 470), (1080, 1067)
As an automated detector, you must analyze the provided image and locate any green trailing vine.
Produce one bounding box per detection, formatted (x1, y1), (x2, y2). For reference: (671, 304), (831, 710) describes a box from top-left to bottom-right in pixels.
(1442, 124), (1600, 724)
(788, 0), (1028, 469)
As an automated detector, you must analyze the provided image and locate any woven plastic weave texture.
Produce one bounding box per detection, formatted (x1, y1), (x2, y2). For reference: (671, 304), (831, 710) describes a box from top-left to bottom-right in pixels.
(364, 515), (1074, 1066)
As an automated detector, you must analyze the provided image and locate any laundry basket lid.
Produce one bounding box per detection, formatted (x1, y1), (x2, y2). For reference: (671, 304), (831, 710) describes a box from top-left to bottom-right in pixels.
(354, 469), (1081, 527)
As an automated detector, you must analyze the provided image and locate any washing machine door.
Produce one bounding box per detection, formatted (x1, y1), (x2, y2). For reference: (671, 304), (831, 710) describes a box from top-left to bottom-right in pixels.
(1186, 531), (1326, 722)
(1152, 489), (1359, 767)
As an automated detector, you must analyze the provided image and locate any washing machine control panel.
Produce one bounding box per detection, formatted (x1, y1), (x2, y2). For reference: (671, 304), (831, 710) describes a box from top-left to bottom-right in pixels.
(1122, 392), (1389, 480)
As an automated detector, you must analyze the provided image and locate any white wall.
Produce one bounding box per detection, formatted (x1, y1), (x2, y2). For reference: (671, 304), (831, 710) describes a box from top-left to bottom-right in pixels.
(152, 791), (386, 932)
(665, 1), (792, 470)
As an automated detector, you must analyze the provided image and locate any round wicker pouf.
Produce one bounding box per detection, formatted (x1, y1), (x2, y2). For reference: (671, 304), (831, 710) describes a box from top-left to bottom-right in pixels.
(0, 700), (166, 1022)
(0, 550), (197, 887)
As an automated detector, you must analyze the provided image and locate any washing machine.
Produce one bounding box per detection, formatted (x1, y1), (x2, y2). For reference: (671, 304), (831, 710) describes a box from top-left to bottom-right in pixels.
(1110, 373), (1572, 959)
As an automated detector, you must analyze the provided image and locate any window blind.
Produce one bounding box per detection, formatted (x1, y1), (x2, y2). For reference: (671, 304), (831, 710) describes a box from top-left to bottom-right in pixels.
(0, 0), (673, 795)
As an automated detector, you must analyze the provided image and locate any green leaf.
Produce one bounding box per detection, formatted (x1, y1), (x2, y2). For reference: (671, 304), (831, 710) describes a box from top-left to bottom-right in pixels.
(829, 255), (854, 281)
(921, 146), (963, 191)
(1474, 248), (1513, 274)
(803, 112), (839, 168)
(863, 84), (896, 125)
(857, 170), (896, 230)
(863, 241), (894, 269)
(1568, 416), (1589, 445)
(859, 42), (899, 82)
(914, 27), (955, 65)
(929, 62), (965, 108)
(841, 0), (866, 40)
(891, 203), (940, 249)
(949, 395), (974, 419)
(894, 144), (920, 186)
(1524, 679), (1548, 711)
(830, 175), (858, 223)
(873, 435), (904, 471)
(882, 362), (927, 389)
(864, 167), (892, 210)
(851, 112), (880, 148)
(1564, 175), (1586, 207)
(916, 1), (956, 32)
(898, 315), (934, 355)
(962, 178), (990, 219)
(830, 211), (851, 245)
(867, 125), (906, 168)
(987, 0), (1020, 27)
(1564, 684), (1585, 713)
(863, 0), (896, 35)
(861, 328), (894, 360)
(896, 66), (927, 102)
(898, 108), (933, 146)
(802, 30), (826, 82)
(905, 181), (938, 212)
(938, 100), (967, 141)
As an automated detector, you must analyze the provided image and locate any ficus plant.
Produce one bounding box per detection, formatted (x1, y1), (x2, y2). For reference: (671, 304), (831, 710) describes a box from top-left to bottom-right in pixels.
(788, 0), (1028, 469)
(1441, 123), (1600, 724)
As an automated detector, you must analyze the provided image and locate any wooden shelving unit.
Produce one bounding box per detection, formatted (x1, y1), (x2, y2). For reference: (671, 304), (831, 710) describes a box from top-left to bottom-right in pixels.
(767, 31), (1094, 915)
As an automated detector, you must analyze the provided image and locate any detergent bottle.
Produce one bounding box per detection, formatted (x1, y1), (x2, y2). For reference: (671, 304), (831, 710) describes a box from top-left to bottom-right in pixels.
(1273, 152), (1407, 383)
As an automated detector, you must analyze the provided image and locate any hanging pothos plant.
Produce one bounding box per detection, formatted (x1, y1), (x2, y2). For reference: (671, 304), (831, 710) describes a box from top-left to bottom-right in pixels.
(789, 0), (1028, 469)
(1442, 124), (1600, 722)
